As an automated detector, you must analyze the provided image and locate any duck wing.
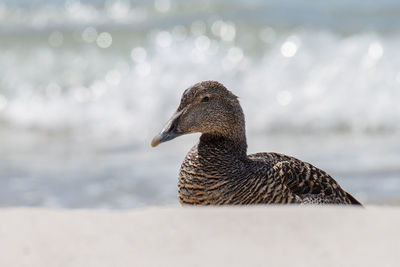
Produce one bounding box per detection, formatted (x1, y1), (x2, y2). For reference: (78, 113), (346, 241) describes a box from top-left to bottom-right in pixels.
(248, 152), (362, 205)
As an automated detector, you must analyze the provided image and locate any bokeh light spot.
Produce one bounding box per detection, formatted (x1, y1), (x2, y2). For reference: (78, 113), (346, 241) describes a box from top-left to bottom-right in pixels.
(105, 70), (121, 86)
(135, 62), (151, 76)
(96, 32), (113, 48)
(227, 47), (243, 64)
(154, 0), (171, 13)
(156, 31), (172, 48)
(130, 47), (147, 63)
(211, 20), (224, 37)
(65, 0), (81, 13)
(396, 72), (400, 84)
(220, 22), (236, 42)
(90, 80), (108, 98)
(82, 27), (98, 43)
(172, 25), (187, 41)
(106, 0), (130, 19)
(0, 94), (8, 111)
(281, 41), (297, 58)
(195, 35), (210, 51)
(73, 86), (92, 102)
(368, 42), (383, 60)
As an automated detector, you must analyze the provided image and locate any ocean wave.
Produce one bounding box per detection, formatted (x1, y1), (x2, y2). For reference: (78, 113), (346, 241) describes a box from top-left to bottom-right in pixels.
(0, 1), (400, 142)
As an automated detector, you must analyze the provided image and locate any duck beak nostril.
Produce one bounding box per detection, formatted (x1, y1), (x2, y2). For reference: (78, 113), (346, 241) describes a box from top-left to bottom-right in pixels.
(151, 110), (183, 147)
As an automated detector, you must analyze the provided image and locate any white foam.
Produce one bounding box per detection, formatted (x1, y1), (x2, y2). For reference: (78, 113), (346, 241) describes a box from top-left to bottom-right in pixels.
(1, 30), (400, 143)
(0, 2), (400, 144)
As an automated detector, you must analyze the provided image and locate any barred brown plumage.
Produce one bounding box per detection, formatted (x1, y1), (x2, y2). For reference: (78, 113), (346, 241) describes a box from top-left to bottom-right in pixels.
(152, 81), (362, 206)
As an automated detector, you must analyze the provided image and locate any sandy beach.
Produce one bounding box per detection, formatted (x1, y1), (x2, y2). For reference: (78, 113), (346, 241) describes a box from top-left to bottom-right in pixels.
(1, 206), (399, 267)
(1, 0), (400, 209)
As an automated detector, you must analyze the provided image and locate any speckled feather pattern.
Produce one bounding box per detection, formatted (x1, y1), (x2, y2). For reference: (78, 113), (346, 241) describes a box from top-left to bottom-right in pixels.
(178, 135), (360, 205)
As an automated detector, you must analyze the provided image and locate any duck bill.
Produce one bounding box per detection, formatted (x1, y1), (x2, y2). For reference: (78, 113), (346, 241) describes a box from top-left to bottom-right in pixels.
(151, 110), (183, 147)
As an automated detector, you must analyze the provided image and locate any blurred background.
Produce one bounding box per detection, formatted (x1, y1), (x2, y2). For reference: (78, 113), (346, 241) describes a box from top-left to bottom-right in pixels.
(0, 0), (399, 208)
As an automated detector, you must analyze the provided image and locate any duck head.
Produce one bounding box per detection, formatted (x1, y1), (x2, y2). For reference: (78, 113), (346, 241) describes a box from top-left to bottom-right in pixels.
(151, 81), (246, 147)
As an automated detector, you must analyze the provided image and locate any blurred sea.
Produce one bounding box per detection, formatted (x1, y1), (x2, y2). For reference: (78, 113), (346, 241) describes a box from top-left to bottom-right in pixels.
(0, 0), (399, 208)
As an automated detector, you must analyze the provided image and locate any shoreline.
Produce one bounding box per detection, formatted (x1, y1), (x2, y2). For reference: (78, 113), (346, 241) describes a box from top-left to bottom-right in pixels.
(1, 206), (399, 267)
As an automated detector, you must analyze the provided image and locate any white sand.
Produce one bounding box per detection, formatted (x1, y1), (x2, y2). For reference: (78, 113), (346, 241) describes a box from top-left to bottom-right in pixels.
(0, 206), (399, 267)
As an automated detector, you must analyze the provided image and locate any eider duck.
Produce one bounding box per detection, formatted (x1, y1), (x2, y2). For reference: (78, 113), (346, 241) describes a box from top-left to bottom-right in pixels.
(151, 81), (362, 205)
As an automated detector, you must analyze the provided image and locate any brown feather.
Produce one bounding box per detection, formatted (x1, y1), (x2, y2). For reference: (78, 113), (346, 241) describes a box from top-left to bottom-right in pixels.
(155, 81), (362, 206)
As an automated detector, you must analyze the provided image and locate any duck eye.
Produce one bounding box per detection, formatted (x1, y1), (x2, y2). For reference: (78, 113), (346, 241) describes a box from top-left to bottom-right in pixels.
(201, 96), (210, 103)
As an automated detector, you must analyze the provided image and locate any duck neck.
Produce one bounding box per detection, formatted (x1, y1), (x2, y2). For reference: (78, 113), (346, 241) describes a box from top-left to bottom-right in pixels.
(199, 130), (248, 158)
